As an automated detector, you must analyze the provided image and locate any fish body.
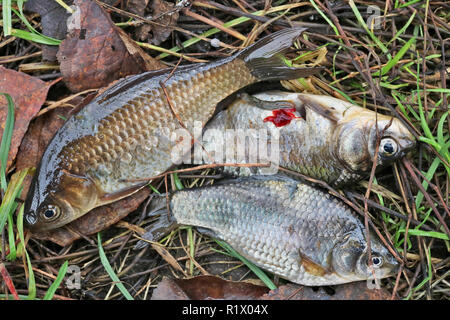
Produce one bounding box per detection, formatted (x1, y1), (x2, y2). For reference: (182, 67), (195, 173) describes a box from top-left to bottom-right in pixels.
(203, 91), (415, 185)
(24, 28), (322, 231)
(138, 175), (399, 286)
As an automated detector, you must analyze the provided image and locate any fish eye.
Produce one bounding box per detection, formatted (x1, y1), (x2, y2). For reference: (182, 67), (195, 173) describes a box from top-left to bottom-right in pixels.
(41, 205), (60, 221)
(379, 138), (398, 157)
(367, 256), (383, 268)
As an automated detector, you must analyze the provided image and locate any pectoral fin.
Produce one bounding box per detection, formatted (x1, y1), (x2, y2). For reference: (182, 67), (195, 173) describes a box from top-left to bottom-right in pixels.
(99, 182), (148, 204)
(239, 93), (297, 111)
(299, 251), (329, 277)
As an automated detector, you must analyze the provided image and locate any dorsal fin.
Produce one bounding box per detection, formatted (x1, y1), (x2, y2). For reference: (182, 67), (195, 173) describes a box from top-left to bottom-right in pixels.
(296, 95), (340, 123)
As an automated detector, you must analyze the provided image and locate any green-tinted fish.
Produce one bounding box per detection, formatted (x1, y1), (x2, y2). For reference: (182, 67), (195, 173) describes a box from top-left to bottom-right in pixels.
(203, 91), (415, 186)
(137, 175), (399, 286)
(24, 28), (323, 232)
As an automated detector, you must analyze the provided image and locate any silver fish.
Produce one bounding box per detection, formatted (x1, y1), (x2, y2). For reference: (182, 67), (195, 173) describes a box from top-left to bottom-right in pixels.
(137, 175), (399, 286)
(203, 91), (415, 186)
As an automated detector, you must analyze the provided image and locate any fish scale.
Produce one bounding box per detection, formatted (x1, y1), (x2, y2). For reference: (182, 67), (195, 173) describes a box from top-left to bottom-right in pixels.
(62, 61), (255, 193)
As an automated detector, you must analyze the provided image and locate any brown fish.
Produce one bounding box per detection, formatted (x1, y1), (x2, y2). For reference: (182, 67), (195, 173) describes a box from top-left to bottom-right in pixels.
(24, 28), (322, 232)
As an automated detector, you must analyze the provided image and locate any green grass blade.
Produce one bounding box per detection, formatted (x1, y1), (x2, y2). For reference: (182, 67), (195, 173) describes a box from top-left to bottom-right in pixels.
(423, 88), (450, 93)
(392, 91), (419, 121)
(172, 172), (184, 190)
(97, 233), (134, 300)
(2, 0), (12, 36)
(10, 28), (61, 45)
(388, 12), (416, 45)
(399, 229), (449, 241)
(415, 156), (441, 209)
(148, 184), (161, 194)
(416, 65), (435, 143)
(0, 170), (28, 236)
(436, 111), (449, 147)
(17, 202), (36, 299)
(11, 6), (62, 45)
(215, 239), (277, 290)
(326, 85), (356, 104)
(348, 0), (390, 58)
(398, 0), (422, 8)
(6, 201), (19, 260)
(374, 36), (416, 76)
(0, 93), (14, 192)
(43, 261), (69, 300)
(418, 136), (441, 152)
(309, 0), (339, 37)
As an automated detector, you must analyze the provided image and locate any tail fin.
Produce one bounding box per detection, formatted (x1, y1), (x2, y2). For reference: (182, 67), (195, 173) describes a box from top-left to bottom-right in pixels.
(134, 197), (179, 249)
(238, 27), (323, 80)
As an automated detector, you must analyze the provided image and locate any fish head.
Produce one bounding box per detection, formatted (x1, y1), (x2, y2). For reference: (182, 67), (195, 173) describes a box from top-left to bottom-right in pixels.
(336, 110), (415, 173)
(24, 169), (100, 232)
(332, 234), (399, 281)
(354, 236), (400, 280)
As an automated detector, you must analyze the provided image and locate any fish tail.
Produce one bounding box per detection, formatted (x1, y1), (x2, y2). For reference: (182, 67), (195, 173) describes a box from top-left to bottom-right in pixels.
(238, 27), (323, 80)
(134, 196), (178, 249)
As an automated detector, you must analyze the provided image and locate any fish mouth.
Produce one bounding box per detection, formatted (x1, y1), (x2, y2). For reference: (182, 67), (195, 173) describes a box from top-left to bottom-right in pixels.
(396, 139), (416, 159)
(23, 210), (38, 230)
(386, 255), (401, 276)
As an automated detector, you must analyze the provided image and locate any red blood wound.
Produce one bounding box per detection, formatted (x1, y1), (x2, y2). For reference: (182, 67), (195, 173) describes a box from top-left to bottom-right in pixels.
(263, 108), (301, 127)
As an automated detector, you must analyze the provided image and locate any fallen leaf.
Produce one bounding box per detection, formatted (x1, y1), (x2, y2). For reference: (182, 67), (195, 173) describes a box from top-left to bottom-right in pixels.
(151, 276), (270, 300)
(0, 66), (57, 171)
(57, 0), (165, 93)
(136, 0), (180, 45)
(260, 282), (394, 300)
(24, 0), (73, 61)
(151, 277), (394, 300)
(125, 0), (149, 16)
(151, 243), (187, 276)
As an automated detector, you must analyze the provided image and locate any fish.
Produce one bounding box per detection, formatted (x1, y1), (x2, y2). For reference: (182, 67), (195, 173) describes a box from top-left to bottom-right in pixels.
(136, 175), (399, 286)
(202, 91), (416, 186)
(24, 27), (323, 232)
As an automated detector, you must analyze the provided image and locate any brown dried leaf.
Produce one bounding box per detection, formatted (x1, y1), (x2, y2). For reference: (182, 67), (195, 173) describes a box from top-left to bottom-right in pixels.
(260, 282), (394, 300)
(151, 276), (270, 300)
(125, 0), (149, 16)
(136, 0), (179, 45)
(24, 0), (73, 61)
(57, 0), (165, 93)
(151, 243), (187, 276)
(0, 66), (57, 171)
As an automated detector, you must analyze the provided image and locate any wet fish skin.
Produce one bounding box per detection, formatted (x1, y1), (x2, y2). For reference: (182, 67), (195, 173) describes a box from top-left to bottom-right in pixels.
(138, 175), (399, 286)
(203, 91), (415, 186)
(24, 28), (323, 232)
